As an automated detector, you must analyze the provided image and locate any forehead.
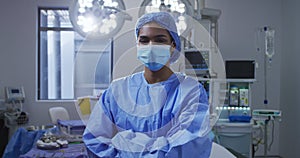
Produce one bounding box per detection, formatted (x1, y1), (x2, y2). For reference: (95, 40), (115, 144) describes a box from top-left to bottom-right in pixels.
(138, 22), (171, 38)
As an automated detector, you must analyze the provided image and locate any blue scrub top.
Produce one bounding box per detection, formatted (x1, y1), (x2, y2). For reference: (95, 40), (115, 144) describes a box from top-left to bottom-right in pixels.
(83, 72), (213, 157)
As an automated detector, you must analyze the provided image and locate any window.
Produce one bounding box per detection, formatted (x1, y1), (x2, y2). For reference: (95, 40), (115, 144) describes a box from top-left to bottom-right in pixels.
(38, 8), (112, 100)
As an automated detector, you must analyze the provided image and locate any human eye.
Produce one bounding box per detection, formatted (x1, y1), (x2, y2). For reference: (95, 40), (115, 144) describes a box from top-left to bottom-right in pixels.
(138, 38), (150, 45)
(154, 37), (169, 45)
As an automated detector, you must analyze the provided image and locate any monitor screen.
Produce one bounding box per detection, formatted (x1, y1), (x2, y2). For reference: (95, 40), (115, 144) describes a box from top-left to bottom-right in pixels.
(185, 50), (208, 70)
(225, 60), (255, 79)
(11, 89), (20, 94)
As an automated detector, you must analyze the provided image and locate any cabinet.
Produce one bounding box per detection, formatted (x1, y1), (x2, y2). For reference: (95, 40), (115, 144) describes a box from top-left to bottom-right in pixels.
(213, 79), (255, 158)
(214, 120), (253, 158)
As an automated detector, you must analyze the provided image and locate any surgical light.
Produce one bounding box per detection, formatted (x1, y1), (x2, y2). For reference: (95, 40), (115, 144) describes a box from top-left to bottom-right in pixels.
(69, 0), (131, 40)
(139, 0), (193, 35)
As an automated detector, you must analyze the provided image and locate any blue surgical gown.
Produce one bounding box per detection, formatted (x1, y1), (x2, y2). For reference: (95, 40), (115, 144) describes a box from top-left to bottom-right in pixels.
(83, 72), (213, 157)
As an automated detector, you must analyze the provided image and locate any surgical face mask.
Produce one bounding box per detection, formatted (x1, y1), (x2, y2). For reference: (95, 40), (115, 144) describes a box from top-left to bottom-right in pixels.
(137, 45), (171, 71)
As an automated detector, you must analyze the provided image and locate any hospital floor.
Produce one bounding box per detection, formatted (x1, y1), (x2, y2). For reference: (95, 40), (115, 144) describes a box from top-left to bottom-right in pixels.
(226, 148), (282, 158)
(226, 148), (247, 158)
(254, 156), (282, 158)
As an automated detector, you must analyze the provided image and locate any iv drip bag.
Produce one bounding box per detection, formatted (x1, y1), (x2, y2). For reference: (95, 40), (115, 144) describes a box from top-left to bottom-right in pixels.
(265, 28), (275, 58)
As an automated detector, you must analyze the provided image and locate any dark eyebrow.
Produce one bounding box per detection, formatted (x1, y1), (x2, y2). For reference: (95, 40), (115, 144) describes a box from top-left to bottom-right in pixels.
(139, 34), (169, 39)
(153, 35), (169, 38)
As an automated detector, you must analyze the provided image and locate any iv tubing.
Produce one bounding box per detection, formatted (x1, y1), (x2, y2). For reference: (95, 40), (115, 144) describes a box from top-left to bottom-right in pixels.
(264, 50), (268, 105)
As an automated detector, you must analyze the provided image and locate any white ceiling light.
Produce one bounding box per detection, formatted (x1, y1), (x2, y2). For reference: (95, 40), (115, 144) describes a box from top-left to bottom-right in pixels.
(69, 0), (132, 40)
(139, 0), (193, 35)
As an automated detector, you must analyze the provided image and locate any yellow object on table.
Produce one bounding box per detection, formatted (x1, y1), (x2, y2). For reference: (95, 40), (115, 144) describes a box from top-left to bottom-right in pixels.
(78, 97), (91, 115)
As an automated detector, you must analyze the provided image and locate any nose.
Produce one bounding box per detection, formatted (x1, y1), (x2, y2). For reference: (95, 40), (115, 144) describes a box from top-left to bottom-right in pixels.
(148, 41), (155, 45)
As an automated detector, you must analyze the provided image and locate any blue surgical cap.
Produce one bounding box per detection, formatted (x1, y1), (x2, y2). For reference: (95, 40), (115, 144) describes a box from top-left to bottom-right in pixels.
(135, 12), (181, 63)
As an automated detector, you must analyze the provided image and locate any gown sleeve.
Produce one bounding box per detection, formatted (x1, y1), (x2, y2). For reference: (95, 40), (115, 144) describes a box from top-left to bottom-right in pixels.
(83, 80), (213, 158)
(83, 90), (119, 157)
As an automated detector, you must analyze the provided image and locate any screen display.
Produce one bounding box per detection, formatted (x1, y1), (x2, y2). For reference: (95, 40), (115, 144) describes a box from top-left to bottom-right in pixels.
(185, 51), (208, 69)
(226, 60), (255, 79)
(11, 89), (20, 94)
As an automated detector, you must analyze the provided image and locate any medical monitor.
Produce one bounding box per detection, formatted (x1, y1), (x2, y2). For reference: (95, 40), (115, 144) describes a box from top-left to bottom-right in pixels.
(184, 50), (209, 76)
(5, 86), (25, 103)
(225, 60), (255, 79)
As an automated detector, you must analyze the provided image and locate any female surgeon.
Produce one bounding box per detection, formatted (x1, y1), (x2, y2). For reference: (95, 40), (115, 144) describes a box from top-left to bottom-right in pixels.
(83, 11), (213, 157)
